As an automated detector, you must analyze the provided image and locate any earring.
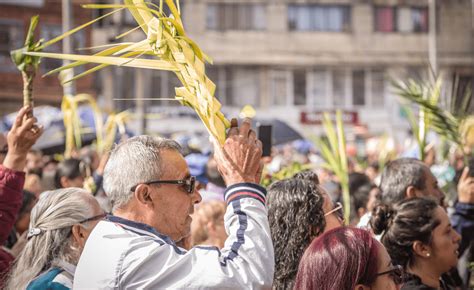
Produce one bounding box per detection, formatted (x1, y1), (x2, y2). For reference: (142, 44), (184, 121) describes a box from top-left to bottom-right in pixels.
(426, 253), (431, 257)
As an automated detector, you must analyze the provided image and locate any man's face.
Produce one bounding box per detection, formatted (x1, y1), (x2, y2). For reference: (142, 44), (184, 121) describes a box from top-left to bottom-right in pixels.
(150, 149), (202, 241)
(420, 167), (445, 206)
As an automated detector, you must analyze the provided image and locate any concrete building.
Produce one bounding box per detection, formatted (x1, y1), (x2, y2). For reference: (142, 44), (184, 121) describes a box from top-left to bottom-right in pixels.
(92, 0), (473, 142)
(0, 0), (94, 116)
(1, 0), (472, 144)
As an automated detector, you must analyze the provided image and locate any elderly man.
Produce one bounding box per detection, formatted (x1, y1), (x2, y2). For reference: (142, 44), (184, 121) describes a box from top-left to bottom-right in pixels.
(74, 119), (274, 289)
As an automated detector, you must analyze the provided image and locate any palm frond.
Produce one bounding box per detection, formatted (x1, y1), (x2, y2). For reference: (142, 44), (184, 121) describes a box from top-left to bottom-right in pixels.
(25, 0), (230, 145)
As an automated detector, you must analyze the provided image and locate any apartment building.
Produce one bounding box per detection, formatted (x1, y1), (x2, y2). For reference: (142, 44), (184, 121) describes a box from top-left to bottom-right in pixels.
(0, 0), (94, 116)
(92, 0), (473, 141)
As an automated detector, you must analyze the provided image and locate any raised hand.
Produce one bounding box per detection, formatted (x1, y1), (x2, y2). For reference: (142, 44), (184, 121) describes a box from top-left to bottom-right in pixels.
(3, 106), (43, 171)
(212, 118), (263, 186)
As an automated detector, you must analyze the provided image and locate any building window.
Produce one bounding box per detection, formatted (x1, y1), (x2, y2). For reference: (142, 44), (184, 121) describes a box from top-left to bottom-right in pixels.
(374, 6), (428, 33)
(333, 70), (346, 107)
(374, 7), (396, 32)
(293, 70), (306, 106)
(288, 5), (351, 32)
(0, 19), (23, 72)
(40, 24), (86, 74)
(269, 70), (291, 106)
(352, 70), (365, 106)
(207, 3), (266, 31)
(225, 67), (259, 107)
(371, 69), (385, 107)
(307, 70), (328, 108)
(411, 7), (428, 32)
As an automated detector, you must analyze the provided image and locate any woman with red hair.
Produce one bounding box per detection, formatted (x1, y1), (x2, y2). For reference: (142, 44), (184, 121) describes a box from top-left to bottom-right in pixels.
(294, 227), (401, 290)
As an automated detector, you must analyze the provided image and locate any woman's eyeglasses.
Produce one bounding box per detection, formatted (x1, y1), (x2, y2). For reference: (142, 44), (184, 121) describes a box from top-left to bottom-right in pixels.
(78, 213), (107, 224)
(324, 202), (344, 222)
(130, 176), (196, 194)
(376, 265), (404, 285)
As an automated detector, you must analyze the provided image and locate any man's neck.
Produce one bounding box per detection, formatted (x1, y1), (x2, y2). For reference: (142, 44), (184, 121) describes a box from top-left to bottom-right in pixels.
(407, 262), (441, 289)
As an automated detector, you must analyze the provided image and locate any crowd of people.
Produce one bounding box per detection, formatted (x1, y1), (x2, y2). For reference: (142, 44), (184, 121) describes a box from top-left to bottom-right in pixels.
(0, 105), (473, 289)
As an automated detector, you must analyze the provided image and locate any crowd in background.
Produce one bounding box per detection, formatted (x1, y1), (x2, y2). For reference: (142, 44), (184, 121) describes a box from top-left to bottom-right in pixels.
(0, 105), (473, 289)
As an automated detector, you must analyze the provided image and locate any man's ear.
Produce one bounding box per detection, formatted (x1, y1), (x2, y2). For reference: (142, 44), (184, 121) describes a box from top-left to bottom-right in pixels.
(406, 185), (421, 199)
(134, 184), (153, 206)
(412, 240), (431, 258)
(60, 176), (69, 188)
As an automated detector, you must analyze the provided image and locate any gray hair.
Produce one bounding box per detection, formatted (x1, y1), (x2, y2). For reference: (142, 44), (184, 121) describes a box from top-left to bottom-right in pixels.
(103, 135), (181, 211)
(6, 188), (95, 290)
(380, 158), (427, 205)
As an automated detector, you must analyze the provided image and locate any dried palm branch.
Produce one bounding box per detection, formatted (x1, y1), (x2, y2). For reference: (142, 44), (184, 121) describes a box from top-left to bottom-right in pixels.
(25, 0), (230, 145)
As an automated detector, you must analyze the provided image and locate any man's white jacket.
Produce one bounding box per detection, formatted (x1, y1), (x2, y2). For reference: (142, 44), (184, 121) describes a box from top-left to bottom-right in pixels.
(73, 183), (274, 289)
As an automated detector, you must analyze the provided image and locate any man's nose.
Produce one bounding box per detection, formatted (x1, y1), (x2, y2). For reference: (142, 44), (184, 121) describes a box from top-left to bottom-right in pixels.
(192, 188), (202, 204)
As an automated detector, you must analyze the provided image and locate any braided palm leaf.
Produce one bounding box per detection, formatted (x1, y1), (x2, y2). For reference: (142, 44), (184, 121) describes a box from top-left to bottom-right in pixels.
(26, 0), (230, 145)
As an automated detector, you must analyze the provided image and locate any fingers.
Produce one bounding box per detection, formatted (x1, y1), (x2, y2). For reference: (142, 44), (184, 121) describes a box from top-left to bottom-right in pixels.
(248, 129), (257, 144)
(12, 106), (31, 130)
(239, 118), (251, 137)
(227, 118), (239, 137)
(18, 116), (37, 136)
(460, 166), (469, 182)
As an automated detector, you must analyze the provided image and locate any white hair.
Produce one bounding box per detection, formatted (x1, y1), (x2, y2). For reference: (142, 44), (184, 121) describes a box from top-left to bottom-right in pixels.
(103, 135), (181, 211)
(6, 188), (95, 290)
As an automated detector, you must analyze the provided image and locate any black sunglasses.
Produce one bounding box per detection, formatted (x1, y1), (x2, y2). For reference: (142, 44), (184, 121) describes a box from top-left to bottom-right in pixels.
(130, 176), (196, 194)
(376, 265), (404, 285)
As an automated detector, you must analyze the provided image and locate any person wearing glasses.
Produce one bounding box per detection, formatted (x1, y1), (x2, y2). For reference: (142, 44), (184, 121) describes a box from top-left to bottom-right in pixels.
(371, 198), (461, 290)
(294, 227), (402, 290)
(73, 119), (274, 289)
(267, 177), (344, 289)
(5, 188), (105, 289)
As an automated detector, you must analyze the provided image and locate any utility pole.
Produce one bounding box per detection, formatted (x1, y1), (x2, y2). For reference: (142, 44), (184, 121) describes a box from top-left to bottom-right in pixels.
(62, 0), (76, 96)
(428, 0), (438, 78)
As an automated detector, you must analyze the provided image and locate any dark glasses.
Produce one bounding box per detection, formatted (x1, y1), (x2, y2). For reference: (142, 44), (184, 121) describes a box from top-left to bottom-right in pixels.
(130, 176), (196, 194)
(376, 265), (404, 285)
(324, 202), (344, 222)
(78, 213), (107, 224)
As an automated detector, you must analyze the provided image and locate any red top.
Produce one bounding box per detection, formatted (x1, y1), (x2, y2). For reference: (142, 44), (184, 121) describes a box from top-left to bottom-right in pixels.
(0, 164), (25, 286)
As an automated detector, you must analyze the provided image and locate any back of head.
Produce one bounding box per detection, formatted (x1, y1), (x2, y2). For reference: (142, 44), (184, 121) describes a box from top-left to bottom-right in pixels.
(370, 197), (439, 268)
(7, 188), (95, 290)
(267, 178), (326, 289)
(379, 158), (426, 204)
(294, 227), (379, 290)
(54, 158), (83, 189)
(103, 135), (181, 212)
(191, 200), (226, 246)
(293, 169), (320, 185)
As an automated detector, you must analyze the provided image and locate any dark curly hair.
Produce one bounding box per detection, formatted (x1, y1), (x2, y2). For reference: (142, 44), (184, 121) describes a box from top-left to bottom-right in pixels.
(267, 178), (326, 290)
(293, 169), (320, 185)
(370, 197), (440, 268)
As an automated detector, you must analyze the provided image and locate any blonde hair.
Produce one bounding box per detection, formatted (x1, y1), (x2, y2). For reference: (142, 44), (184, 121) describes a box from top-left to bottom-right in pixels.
(191, 201), (226, 246)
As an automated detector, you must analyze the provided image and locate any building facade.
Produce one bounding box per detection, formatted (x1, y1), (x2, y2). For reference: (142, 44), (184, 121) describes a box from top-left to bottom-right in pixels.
(0, 0), (94, 116)
(93, 0), (473, 141)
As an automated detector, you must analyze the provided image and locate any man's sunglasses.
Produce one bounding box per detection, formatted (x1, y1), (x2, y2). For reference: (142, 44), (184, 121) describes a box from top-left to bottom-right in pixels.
(130, 176), (196, 194)
(376, 265), (404, 285)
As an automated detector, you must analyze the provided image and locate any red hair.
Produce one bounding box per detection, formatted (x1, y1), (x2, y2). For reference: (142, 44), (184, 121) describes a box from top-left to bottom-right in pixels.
(294, 227), (379, 290)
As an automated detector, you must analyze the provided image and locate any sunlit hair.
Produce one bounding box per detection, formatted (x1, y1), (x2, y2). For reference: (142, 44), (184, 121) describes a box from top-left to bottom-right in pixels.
(370, 197), (440, 268)
(103, 135), (181, 211)
(267, 178), (326, 289)
(6, 188), (96, 290)
(294, 227), (379, 290)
